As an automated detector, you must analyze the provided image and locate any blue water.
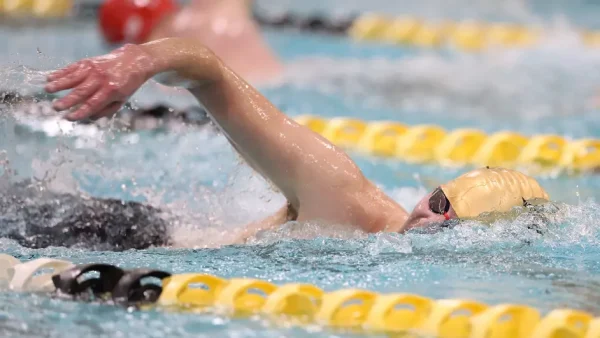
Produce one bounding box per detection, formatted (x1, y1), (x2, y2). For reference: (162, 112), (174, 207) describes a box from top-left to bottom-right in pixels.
(2, 5), (600, 338)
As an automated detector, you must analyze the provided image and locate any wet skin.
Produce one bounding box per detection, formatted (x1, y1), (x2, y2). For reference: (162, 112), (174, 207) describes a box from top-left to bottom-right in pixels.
(44, 38), (459, 242)
(146, 0), (282, 84)
(404, 191), (459, 231)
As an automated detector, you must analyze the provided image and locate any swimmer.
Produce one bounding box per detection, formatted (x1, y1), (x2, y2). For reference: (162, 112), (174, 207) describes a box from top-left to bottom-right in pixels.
(43, 38), (550, 245)
(0, 180), (169, 250)
(146, 0), (283, 84)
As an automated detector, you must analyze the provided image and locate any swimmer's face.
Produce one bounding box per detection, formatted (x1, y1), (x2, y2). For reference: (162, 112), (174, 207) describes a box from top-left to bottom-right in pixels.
(404, 187), (459, 230)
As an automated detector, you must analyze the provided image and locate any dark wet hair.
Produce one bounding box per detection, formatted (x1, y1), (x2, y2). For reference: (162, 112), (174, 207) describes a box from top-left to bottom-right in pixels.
(0, 181), (170, 251)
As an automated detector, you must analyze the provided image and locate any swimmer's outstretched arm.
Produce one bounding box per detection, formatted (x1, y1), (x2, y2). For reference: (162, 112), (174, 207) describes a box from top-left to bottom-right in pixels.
(45, 38), (409, 233)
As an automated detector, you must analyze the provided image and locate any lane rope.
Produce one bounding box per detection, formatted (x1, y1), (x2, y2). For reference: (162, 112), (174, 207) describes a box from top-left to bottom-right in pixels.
(3, 89), (597, 174)
(4, 3), (600, 52)
(1, 255), (599, 337)
(293, 115), (600, 174)
(0, 0), (73, 19)
(348, 13), (600, 51)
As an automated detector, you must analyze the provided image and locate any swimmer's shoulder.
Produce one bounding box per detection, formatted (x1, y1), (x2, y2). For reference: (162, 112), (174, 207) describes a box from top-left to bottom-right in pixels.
(294, 181), (407, 233)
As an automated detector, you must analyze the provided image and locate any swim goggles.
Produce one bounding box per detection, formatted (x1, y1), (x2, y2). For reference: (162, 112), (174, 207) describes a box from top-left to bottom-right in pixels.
(429, 187), (451, 220)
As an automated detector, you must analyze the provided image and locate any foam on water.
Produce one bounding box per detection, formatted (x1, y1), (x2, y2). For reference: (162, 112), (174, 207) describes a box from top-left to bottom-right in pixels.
(2, 92), (600, 315)
(0, 92), (289, 249)
(2, 9), (600, 336)
(2, 55), (600, 249)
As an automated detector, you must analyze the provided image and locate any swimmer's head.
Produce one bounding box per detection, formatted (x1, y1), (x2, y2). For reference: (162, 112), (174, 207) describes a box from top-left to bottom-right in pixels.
(404, 167), (549, 230)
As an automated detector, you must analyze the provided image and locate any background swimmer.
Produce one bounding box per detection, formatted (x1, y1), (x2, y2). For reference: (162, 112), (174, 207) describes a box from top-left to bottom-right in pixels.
(0, 180), (170, 251)
(147, 0), (282, 84)
(100, 0), (282, 84)
(41, 38), (551, 246)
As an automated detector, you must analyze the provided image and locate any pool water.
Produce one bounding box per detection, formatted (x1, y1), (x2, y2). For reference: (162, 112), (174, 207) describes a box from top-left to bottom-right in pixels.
(2, 4), (600, 338)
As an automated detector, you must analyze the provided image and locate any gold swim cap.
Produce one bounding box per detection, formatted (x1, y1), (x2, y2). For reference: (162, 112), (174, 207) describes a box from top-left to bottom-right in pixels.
(440, 167), (549, 219)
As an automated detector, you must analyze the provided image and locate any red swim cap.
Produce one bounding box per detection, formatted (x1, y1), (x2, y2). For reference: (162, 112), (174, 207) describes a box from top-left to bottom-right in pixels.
(99, 0), (178, 45)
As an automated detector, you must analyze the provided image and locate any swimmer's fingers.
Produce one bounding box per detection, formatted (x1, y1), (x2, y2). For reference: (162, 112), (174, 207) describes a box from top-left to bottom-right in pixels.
(53, 76), (102, 112)
(47, 62), (81, 82)
(45, 65), (89, 93)
(64, 89), (121, 121)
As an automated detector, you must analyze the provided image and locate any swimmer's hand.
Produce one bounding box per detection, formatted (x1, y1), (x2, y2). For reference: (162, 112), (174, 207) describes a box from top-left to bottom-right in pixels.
(45, 44), (154, 121)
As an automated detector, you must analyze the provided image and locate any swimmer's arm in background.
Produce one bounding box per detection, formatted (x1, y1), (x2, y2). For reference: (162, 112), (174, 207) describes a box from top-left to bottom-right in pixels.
(44, 38), (408, 233)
